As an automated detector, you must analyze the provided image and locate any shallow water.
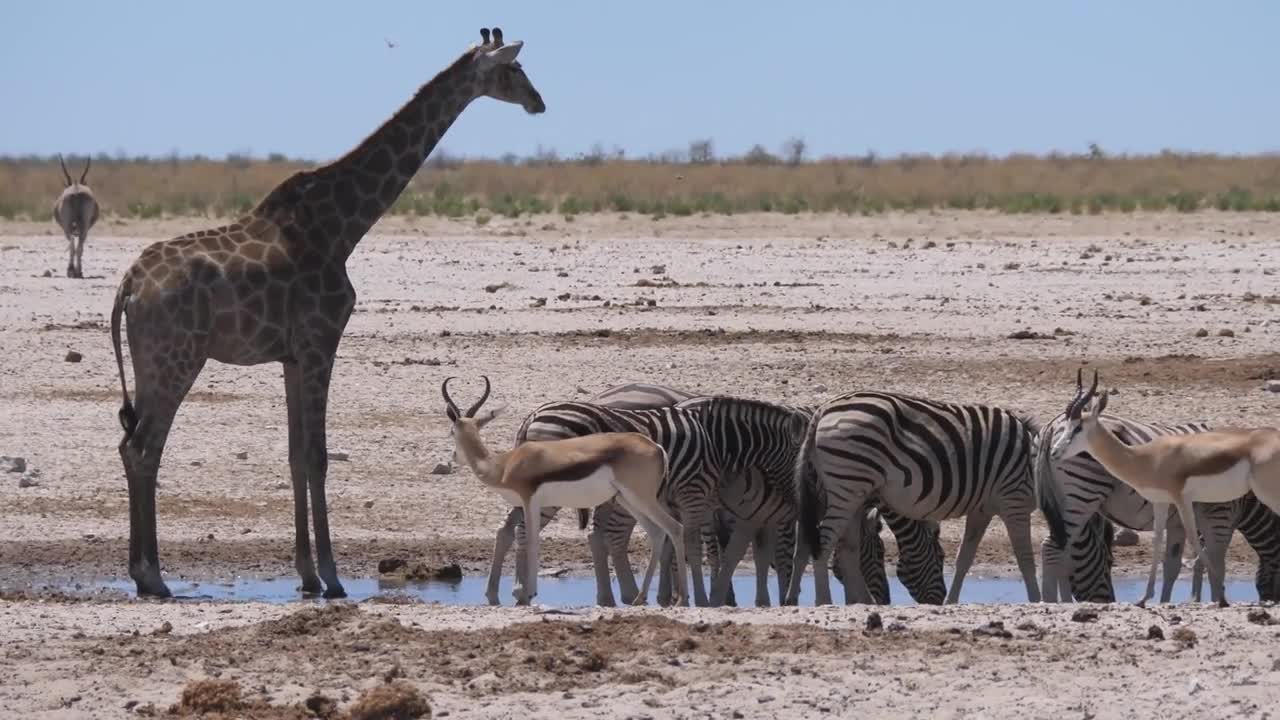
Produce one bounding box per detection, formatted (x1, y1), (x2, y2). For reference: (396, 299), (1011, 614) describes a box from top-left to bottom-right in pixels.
(49, 573), (1260, 606)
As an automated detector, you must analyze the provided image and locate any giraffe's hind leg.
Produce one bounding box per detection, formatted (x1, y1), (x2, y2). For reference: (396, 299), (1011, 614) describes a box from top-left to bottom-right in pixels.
(284, 361), (324, 595)
(120, 349), (207, 598)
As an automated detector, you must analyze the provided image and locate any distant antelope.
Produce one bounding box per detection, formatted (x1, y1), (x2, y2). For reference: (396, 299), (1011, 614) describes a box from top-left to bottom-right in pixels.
(53, 154), (100, 279)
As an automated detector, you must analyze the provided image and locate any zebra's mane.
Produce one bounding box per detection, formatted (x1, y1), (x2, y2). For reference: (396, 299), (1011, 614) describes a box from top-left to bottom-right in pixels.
(677, 394), (812, 417)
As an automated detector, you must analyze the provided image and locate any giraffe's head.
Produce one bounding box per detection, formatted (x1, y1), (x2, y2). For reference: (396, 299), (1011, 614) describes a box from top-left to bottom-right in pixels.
(468, 27), (545, 115)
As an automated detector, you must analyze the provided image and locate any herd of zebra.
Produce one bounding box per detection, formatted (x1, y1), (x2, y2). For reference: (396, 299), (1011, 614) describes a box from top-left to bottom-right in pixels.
(471, 380), (1280, 607)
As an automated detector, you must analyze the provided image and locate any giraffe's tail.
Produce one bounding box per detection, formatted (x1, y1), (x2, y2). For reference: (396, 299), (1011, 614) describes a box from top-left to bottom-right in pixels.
(111, 275), (137, 438)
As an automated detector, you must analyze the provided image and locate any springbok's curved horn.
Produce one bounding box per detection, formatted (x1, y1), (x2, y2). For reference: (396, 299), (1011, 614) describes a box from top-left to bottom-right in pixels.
(441, 377), (461, 418)
(466, 375), (491, 417)
(491, 27), (504, 47)
(1087, 370), (1100, 400)
(1075, 367), (1083, 393)
(480, 28), (491, 45)
(79, 157), (91, 184)
(58, 154), (72, 186)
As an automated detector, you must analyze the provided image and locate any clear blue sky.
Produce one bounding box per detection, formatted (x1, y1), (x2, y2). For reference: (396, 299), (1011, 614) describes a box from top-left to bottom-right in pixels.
(5, 0), (1278, 161)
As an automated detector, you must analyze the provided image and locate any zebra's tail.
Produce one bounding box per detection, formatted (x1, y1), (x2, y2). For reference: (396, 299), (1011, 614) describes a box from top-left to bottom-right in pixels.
(795, 409), (823, 559)
(1034, 420), (1070, 546)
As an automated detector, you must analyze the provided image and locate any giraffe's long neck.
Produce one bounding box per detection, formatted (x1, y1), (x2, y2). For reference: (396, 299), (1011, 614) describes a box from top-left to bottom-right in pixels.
(313, 52), (480, 260)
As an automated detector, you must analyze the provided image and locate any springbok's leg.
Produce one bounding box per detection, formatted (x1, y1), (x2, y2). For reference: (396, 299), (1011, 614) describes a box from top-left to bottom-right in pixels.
(488, 508), (521, 606)
(1175, 496), (1224, 606)
(64, 231), (76, 278)
(1139, 504), (1168, 607)
(946, 512), (993, 604)
(618, 491), (688, 606)
(1000, 510), (1041, 602)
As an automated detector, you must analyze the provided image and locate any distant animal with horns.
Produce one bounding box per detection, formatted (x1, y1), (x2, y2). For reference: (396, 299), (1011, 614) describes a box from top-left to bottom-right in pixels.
(53, 154), (100, 279)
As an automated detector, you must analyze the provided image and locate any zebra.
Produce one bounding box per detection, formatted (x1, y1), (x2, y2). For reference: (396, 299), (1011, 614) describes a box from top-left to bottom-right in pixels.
(53, 154), (99, 279)
(788, 391), (1041, 606)
(1035, 412), (1240, 604)
(1039, 511), (1117, 603)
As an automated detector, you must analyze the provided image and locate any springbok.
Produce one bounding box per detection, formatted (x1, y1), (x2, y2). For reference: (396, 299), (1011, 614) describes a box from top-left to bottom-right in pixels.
(1049, 369), (1280, 606)
(53, 154), (99, 279)
(443, 376), (689, 606)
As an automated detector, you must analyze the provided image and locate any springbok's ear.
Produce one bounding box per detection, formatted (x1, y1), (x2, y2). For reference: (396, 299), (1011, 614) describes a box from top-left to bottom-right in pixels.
(476, 41), (523, 70)
(476, 403), (508, 428)
(1095, 389), (1110, 416)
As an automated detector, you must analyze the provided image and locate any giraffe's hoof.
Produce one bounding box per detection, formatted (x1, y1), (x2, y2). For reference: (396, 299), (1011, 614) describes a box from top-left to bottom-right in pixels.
(1217, 598), (1230, 609)
(135, 581), (172, 599)
(322, 583), (348, 600)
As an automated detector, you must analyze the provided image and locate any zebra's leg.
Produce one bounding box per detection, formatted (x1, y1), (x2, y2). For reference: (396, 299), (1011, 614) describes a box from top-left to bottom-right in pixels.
(753, 526), (774, 607)
(1040, 538), (1062, 602)
(772, 518), (795, 606)
(1000, 511), (1041, 602)
(946, 511), (993, 604)
(1196, 502), (1232, 607)
(1139, 503), (1168, 607)
(488, 507), (523, 605)
(680, 500), (712, 606)
(710, 521), (754, 606)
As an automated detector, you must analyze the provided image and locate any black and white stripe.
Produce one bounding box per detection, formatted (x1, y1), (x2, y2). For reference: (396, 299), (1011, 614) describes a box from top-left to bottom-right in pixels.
(1199, 493), (1280, 602)
(1035, 413), (1243, 604)
(1039, 512), (1116, 603)
(789, 391), (1041, 605)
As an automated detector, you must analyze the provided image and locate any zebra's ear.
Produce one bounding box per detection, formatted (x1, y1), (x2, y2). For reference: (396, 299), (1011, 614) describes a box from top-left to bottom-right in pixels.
(788, 413), (809, 443)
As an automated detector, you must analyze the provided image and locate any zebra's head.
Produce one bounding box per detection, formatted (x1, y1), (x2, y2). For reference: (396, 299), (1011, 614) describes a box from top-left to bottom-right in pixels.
(442, 375), (507, 466)
(1049, 368), (1110, 463)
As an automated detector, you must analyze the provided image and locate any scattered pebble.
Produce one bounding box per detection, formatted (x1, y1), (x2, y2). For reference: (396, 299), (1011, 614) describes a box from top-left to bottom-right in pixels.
(813, 384), (828, 393)
(1246, 609), (1278, 626)
(1171, 626), (1197, 646)
(865, 612), (883, 632)
(530, 297), (547, 308)
(484, 282), (512, 293)
(430, 462), (453, 475)
(1217, 328), (1236, 338)
(327, 449), (350, 462)
(1194, 328), (1209, 337)
(1, 456), (26, 474)
(234, 451), (249, 460)
(1146, 625), (1164, 640)
(64, 350), (82, 363)
(153, 621), (173, 635)
(364, 500), (375, 509)
(973, 620), (1012, 639)
(1264, 380), (1280, 393)
(1071, 609), (1099, 623)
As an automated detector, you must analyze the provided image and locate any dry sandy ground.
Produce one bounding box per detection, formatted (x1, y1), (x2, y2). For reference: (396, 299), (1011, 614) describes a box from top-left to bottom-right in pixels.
(2, 211), (1279, 717)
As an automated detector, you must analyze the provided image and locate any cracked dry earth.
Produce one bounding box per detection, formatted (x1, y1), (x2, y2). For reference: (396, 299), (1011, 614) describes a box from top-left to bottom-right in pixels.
(2, 211), (1280, 717)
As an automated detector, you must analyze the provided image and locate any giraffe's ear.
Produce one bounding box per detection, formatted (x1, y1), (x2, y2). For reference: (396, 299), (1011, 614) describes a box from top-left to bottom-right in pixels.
(476, 40), (523, 70)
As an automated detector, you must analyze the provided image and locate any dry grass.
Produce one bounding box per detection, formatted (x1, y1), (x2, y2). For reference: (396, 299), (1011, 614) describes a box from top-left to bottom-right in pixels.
(4, 152), (1280, 220)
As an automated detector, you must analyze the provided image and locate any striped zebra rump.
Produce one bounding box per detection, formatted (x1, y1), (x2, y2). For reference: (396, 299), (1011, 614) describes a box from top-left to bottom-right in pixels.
(1227, 493), (1280, 601)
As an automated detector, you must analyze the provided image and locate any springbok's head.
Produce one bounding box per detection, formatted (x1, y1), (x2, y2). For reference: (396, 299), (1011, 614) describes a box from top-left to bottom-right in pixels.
(441, 375), (506, 465)
(1048, 368), (1110, 462)
(58, 154), (91, 188)
(468, 27), (546, 115)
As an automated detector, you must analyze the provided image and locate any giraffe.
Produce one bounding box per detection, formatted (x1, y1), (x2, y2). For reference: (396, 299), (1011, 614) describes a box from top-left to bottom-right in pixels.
(53, 154), (99, 279)
(107, 27), (545, 598)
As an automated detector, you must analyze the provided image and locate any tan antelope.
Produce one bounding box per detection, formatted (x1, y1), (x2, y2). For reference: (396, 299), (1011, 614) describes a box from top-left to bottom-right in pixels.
(1049, 369), (1280, 606)
(53, 154), (99, 279)
(442, 376), (689, 606)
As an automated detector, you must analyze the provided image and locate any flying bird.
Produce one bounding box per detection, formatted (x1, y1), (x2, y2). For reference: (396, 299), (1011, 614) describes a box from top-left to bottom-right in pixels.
(384, 36), (398, 49)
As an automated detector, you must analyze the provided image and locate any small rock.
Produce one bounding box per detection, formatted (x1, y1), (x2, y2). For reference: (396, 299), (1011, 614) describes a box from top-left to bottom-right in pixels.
(42, 269), (52, 277)
(1218, 328), (1236, 338)
(650, 264), (666, 275)
(1187, 677), (1203, 695)
(377, 558), (407, 574)
(1071, 609), (1099, 623)
(1171, 626), (1197, 645)
(530, 297), (547, 308)
(556, 292), (571, 301)
(304, 694), (337, 717)
(484, 282), (511, 293)
(1146, 625), (1164, 640)
(364, 500), (375, 509)
(973, 620), (1012, 639)
(1246, 609), (1278, 626)
(64, 350), (83, 363)
(18, 470), (40, 488)
(1, 456), (26, 473)
(327, 449), (350, 462)
(865, 612), (883, 631)
(1194, 328), (1209, 337)
(239, 528), (251, 535)
(430, 462), (452, 475)
(272, 482), (288, 490)
(1114, 528), (1140, 546)
(1007, 329), (1052, 340)
(1265, 380), (1280, 393)
(813, 384), (828, 393)
(1272, 658), (1280, 672)
(234, 451), (249, 460)
(887, 621), (908, 633)
(153, 621), (173, 635)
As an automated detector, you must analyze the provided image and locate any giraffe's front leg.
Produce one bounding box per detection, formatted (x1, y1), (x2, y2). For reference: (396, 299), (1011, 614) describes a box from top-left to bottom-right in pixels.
(284, 362), (324, 595)
(293, 354), (346, 599)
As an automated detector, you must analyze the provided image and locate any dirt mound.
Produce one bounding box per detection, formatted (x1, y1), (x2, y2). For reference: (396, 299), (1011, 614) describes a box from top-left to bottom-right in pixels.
(176, 679), (244, 715)
(348, 682), (432, 720)
(257, 602), (361, 638)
